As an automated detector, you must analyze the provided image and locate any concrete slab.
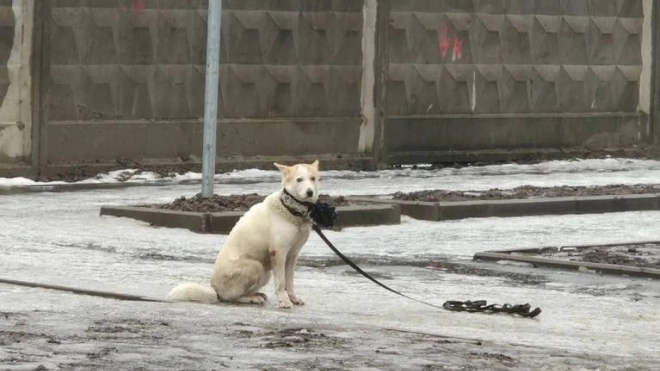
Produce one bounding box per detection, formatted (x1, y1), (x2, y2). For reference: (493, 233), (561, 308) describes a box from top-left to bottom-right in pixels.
(474, 240), (660, 279)
(348, 194), (660, 221)
(100, 204), (401, 234)
(207, 211), (245, 234)
(99, 206), (208, 232)
(576, 194), (660, 214)
(474, 251), (660, 279)
(347, 197), (439, 220)
(332, 204), (401, 229)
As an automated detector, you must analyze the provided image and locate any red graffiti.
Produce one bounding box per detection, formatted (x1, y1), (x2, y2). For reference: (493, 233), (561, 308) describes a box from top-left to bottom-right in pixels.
(438, 25), (450, 58)
(453, 37), (464, 61)
(438, 24), (464, 61)
(132, 0), (145, 14)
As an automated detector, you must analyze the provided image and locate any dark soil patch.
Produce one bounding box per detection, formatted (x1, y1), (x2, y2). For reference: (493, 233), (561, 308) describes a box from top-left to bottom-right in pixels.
(531, 243), (660, 269)
(578, 247), (660, 269)
(87, 319), (168, 332)
(0, 331), (44, 346)
(259, 328), (345, 351)
(147, 193), (350, 213)
(469, 351), (517, 367)
(581, 250), (638, 266)
(392, 184), (660, 202)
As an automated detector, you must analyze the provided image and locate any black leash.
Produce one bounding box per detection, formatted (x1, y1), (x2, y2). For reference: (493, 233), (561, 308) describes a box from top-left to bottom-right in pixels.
(307, 201), (542, 319)
(312, 224), (443, 309)
(0, 277), (165, 303)
(313, 224), (445, 310)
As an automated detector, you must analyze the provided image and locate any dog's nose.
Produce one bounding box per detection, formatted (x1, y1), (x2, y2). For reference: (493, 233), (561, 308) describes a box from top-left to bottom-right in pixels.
(306, 189), (314, 197)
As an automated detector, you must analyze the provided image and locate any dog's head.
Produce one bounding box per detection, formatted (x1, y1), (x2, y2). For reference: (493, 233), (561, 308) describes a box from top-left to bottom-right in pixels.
(274, 160), (320, 203)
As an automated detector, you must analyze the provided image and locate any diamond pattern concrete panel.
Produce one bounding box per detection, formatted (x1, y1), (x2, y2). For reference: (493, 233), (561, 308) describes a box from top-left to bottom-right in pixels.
(45, 1), (363, 121)
(387, 0), (643, 115)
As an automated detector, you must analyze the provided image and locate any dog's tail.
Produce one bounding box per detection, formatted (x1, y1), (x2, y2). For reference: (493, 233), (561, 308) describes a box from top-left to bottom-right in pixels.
(168, 282), (218, 303)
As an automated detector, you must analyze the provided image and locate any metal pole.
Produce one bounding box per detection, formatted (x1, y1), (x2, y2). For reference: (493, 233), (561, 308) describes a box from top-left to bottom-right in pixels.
(201, 0), (222, 198)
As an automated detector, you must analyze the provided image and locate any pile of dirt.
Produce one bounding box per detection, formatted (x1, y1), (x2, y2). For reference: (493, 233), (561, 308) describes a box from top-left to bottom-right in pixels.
(578, 245), (660, 268)
(392, 184), (660, 202)
(581, 250), (638, 266)
(533, 244), (660, 269)
(148, 194), (350, 213)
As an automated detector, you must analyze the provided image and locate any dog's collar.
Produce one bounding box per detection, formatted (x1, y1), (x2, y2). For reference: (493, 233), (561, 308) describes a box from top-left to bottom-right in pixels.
(279, 188), (313, 220)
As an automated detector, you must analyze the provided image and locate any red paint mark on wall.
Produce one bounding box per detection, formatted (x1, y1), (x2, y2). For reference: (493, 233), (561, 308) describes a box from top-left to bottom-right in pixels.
(132, 0), (145, 14)
(438, 24), (464, 61)
(438, 25), (450, 58)
(452, 38), (464, 61)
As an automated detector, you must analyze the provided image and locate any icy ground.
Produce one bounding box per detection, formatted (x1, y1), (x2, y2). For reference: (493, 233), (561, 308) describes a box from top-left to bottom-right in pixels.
(1, 159), (660, 370)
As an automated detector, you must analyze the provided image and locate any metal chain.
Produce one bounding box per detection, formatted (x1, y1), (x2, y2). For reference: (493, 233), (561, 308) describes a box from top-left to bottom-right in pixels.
(442, 300), (542, 318)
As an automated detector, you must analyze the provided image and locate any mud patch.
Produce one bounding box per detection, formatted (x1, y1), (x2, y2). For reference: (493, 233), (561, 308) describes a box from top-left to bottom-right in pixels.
(0, 311), (26, 320)
(393, 184), (660, 202)
(261, 359), (347, 371)
(1, 312), (653, 371)
(228, 325), (348, 352)
(259, 328), (345, 351)
(0, 331), (46, 346)
(85, 318), (170, 340)
(582, 250), (638, 266)
(146, 193), (350, 213)
(531, 243), (660, 269)
(86, 347), (118, 360)
(469, 351), (518, 367)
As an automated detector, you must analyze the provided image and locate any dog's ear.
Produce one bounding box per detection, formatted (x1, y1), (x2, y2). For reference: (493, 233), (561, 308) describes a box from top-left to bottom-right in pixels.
(274, 162), (290, 176)
(310, 159), (319, 170)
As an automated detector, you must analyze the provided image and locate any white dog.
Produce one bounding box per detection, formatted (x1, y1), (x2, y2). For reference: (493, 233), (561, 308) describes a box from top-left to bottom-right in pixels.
(168, 160), (320, 308)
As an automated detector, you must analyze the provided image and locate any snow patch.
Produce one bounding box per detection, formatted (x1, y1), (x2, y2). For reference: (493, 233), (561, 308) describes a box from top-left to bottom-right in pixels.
(2, 158), (660, 192)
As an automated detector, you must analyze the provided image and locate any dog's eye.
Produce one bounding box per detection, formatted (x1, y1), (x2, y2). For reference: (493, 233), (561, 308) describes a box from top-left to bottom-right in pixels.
(311, 177), (316, 181)
(296, 177), (303, 182)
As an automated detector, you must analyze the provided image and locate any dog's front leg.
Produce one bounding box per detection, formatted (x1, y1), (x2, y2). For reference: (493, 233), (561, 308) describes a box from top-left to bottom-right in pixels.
(270, 247), (294, 309)
(285, 253), (304, 306)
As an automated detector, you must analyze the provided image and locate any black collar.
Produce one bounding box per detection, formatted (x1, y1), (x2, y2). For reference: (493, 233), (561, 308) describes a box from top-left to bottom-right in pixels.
(279, 188), (313, 219)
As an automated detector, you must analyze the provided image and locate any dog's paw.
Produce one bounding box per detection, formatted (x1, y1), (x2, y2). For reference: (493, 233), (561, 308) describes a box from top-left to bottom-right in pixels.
(251, 296), (267, 305)
(255, 292), (268, 301)
(278, 298), (294, 309)
(236, 295), (267, 306)
(289, 295), (305, 306)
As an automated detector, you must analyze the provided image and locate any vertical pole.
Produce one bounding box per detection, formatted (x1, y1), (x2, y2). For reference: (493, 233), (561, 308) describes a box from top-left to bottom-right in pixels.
(652, 0), (660, 144)
(201, 0), (222, 198)
(357, 0), (378, 155)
